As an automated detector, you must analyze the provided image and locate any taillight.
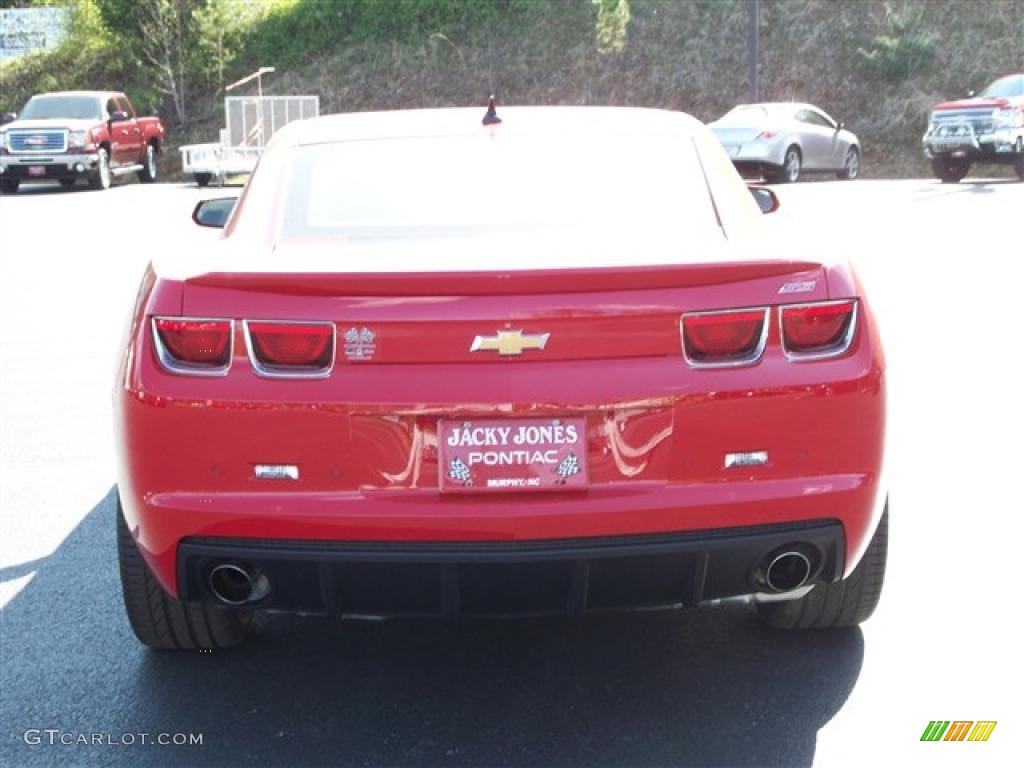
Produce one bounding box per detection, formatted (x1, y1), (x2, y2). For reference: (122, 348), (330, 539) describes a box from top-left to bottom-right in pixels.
(780, 300), (857, 359)
(152, 317), (232, 374)
(682, 308), (769, 367)
(245, 321), (334, 376)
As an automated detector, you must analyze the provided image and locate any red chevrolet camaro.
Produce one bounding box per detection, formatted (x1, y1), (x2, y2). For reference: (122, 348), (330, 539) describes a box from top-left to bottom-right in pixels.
(113, 106), (887, 650)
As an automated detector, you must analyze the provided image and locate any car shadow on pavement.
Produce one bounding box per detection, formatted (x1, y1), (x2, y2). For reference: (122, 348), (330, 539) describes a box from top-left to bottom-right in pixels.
(913, 177), (1022, 201)
(0, 487), (864, 768)
(0, 181), (92, 196)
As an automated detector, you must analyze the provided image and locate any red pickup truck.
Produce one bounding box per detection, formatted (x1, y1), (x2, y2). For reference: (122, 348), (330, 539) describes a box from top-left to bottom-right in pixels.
(0, 90), (166, 193)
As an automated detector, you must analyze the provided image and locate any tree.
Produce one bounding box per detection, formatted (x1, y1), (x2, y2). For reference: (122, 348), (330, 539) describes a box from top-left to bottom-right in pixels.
(98, 0), (199, 125)
(193, 0), (266, 96)
(135, 0), (195, 124)
(592, 0), (630, 54)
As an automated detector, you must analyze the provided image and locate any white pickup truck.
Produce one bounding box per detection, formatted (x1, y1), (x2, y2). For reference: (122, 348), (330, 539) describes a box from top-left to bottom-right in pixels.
(922, 73), (1024, 183)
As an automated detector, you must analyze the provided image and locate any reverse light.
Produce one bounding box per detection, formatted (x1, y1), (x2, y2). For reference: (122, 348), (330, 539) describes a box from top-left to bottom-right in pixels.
(153, 318), (233, 375)
(682, 308), (769, 367)
(780, 300), (858, 360)
(245, 321), (335, 377)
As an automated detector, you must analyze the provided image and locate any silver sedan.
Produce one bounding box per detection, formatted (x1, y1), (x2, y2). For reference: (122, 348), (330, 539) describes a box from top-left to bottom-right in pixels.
(709, 103), (861, 183)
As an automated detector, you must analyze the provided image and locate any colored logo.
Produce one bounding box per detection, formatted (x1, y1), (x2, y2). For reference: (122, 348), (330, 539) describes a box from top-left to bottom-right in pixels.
(342, 327), (376, 361)
(921, 721), (997, 742)
(470, 329), (550, 356)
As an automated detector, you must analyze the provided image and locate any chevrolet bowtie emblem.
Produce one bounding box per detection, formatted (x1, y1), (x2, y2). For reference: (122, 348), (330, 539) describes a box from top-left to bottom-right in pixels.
(470, 329), (550, 356)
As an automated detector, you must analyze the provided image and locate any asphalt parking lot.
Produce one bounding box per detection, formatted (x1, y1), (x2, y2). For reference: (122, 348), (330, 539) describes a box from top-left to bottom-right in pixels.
(1, 177), (1022, 767)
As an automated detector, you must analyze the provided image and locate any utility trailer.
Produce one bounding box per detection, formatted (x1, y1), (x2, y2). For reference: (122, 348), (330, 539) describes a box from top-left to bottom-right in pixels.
(180, 94), (319, 186)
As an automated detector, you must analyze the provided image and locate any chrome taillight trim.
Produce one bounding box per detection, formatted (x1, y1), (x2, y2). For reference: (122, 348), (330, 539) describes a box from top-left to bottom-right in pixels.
(680, 307), (771, 369)
(779, 299), (859, 362)
(243, 320), (336, 379)
(151, 317), (234, 377)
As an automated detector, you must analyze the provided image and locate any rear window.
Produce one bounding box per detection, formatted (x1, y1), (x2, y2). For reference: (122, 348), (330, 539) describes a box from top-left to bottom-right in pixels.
(715, 106), (789, 125)
(280, 134), (721, 240)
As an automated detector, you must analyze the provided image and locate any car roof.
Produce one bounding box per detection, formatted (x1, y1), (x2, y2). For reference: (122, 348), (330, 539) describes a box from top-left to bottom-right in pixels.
(29, 91), (120, 101)
(732, 102), (817, 112)
(273, 106), (707, 148)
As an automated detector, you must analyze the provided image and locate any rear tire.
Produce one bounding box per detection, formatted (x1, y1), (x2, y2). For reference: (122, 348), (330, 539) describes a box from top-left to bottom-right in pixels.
(138, 143), (158, 183)
(931, 156), (969, 183)
(194, 172), (212, 187)
(1013, 138), (1024, 181)
(1, 179), (18, 194)
(769, 146), (802, 183)
(117, 494), (252, 650)
(757, 501), (888, 630)
(837, 147), (860, 180)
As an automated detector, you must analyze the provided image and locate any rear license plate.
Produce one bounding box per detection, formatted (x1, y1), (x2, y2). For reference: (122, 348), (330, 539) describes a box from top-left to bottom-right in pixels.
(27, 166), (46, 177)
(438, 417), (588, 493)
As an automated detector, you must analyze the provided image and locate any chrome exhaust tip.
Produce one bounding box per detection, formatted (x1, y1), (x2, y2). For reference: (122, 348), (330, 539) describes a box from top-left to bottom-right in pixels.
(764, 551), (812, 593)
(208, 563), (269, 605)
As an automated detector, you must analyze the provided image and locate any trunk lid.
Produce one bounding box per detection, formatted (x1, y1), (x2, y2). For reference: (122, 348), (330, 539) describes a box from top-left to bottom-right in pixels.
(180, 232), (827, 365)
(709, 126), (766, 144)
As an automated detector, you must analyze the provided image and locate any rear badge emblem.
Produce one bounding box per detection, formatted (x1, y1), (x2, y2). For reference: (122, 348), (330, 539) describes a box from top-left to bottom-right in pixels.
(778, 281), (816, 294)
(343, 327), (376, 361)
(470, 329), (550, 356)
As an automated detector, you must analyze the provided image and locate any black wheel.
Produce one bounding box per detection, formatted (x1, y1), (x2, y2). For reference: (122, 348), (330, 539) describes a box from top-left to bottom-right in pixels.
(59, 179), (76, 189)
(757, 501), (888, 630)
(194, 172), (212, 187)
(117, 493), (252, 650)
(837, 146), (860, 180)
(1, 179), (18, 194)
(88, 147), (112, 190)
(1013, 138), (1024, 181)
(931, 156), (969, 183)
(770, 146), (802, 183)
(138, 143), (158, 183)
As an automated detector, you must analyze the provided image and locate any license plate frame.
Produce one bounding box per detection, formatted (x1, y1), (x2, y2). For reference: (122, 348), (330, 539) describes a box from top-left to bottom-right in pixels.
(438, 417), (588, 494)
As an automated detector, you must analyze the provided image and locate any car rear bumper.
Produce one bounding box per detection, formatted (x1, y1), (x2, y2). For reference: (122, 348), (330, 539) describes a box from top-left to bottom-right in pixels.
(0, 152), (99, 178)
(115, 273), (887, 603)
(126, 471), (881, 602)
(178, 520), (846, 617)
(719, 142), (780, 163)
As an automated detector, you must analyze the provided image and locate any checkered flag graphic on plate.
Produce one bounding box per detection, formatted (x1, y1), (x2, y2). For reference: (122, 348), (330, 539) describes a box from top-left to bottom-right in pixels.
(555, 453), (580, 480)
(447, 456), (472, 484)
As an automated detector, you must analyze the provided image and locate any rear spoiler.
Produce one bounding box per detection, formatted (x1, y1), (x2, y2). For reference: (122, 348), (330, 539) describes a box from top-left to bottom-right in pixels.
(185, 261), (824, 297)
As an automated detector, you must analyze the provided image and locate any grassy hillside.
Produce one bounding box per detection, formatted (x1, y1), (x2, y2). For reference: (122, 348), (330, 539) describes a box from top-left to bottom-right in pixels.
(2, 0), (1022, 178)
